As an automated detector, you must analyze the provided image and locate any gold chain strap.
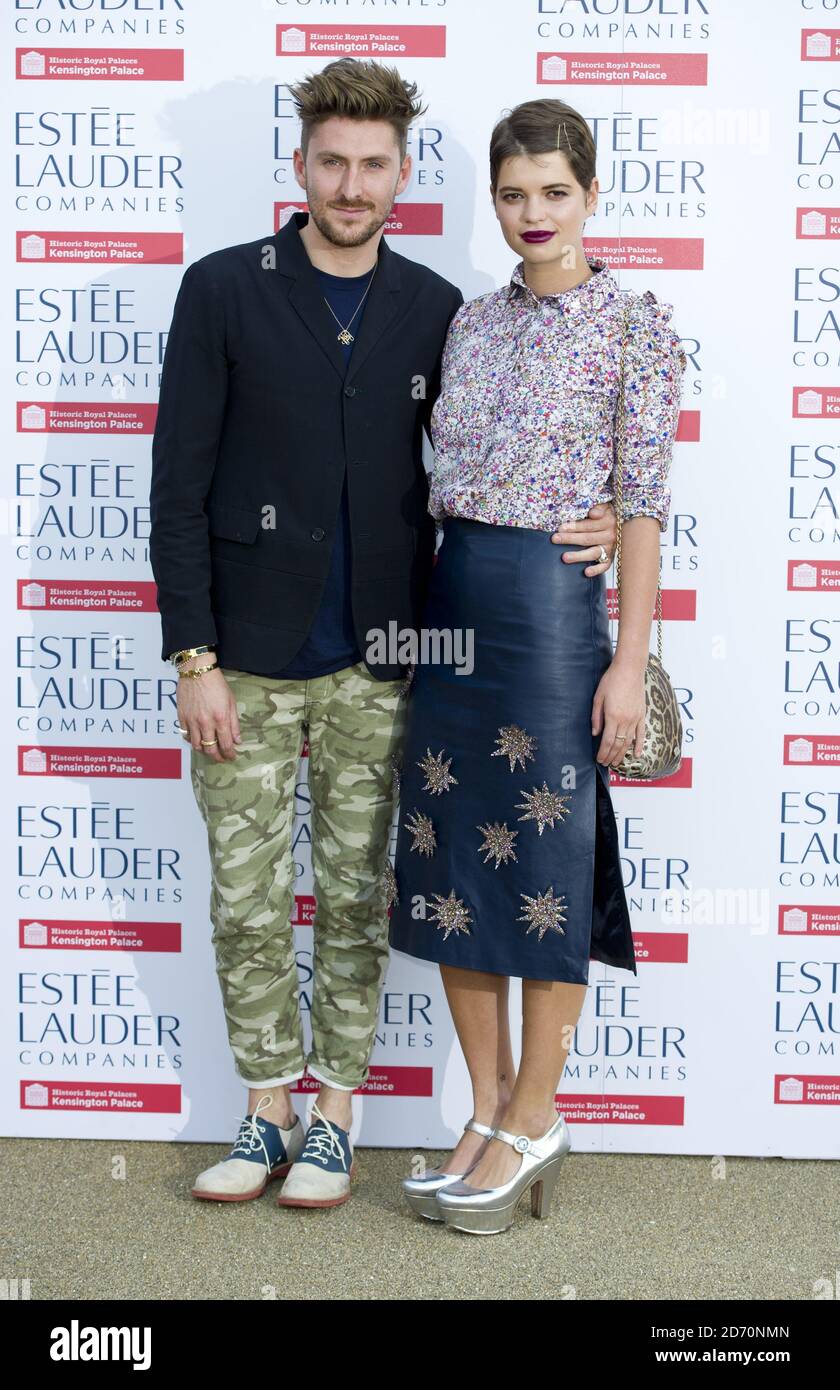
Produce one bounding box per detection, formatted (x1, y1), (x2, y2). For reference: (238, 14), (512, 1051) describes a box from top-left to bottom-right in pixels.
(613, 303), (664, 665)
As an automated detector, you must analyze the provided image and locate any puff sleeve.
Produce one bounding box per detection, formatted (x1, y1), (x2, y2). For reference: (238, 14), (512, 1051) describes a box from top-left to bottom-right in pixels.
(615, 290), (687, 533)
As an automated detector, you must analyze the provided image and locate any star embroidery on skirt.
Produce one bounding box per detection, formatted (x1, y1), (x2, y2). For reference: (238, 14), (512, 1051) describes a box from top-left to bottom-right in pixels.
(382, 860), (398, 909)
(515, 782), (572, 835)
(476, 820), (519, 868)
(428, 889), (473, 940)
(405, 808), (437, 857)
(518, 887), (568, 941)
(417, 747), (459, 795)
(491, 724), (538, 773)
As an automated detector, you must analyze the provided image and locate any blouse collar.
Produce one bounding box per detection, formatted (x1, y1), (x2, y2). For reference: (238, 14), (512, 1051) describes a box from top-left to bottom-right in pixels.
(506, 255), (618, 313)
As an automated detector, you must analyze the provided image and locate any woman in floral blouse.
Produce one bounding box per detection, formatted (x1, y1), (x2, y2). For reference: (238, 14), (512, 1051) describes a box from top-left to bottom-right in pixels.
(389, 98), (687, 1234)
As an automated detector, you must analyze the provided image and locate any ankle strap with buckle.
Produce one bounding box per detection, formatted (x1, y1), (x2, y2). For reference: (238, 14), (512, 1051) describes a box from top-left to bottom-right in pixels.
(464, 1117), (496, 1140)
(492, 1124), (555, 1158)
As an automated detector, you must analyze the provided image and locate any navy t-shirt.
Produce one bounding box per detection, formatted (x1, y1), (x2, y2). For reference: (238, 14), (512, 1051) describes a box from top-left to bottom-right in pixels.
(268, 263), (374, 679)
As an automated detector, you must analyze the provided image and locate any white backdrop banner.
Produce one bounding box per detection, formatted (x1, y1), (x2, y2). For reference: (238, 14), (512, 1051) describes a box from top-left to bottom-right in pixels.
(4, 1), (838, 1158)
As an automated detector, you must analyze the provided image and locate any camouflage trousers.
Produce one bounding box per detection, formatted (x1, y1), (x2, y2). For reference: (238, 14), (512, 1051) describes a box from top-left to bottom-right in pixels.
(190, 660), (406, 1092)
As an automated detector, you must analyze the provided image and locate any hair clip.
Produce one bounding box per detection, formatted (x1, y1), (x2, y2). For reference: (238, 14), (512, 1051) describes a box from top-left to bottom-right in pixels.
(557, 119), (571, 151)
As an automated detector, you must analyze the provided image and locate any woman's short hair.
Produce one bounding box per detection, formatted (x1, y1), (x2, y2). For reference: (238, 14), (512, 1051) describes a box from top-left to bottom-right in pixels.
(490, 100), (597, 198)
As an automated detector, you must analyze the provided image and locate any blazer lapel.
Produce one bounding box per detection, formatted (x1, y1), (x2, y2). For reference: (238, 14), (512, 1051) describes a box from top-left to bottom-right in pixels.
(270, 211), (401, 384)
(342, 245), (400, 385)
(286, 274), (348, 382)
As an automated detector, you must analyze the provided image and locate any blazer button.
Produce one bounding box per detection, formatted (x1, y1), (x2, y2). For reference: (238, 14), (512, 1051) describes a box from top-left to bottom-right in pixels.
(311, 527), (325, 541)
(344, 385), (357, 397)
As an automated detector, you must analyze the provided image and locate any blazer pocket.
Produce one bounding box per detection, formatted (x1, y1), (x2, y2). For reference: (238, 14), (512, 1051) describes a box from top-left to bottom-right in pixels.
(206, 502), (263, 544)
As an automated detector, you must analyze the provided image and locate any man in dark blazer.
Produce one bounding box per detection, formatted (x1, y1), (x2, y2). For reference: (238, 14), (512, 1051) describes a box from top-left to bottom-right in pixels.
(150, 215), (450, 684)
(149, 57), (617, 1210)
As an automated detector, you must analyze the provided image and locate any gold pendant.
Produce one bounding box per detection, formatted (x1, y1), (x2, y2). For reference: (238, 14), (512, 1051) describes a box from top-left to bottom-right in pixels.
(337, 328), (354, 345)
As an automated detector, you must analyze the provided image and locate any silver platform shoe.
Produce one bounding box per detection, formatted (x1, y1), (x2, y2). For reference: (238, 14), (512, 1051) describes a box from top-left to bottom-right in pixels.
(435, 1112), (572, 1234)
(401, 1118), (496, 1221)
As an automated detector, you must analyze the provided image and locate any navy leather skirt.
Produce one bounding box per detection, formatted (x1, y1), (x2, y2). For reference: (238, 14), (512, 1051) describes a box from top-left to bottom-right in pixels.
(388, 516), (636, 984)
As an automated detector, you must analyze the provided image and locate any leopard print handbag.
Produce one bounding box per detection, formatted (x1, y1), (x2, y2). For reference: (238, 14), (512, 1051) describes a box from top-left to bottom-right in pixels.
(609, 302), (683, 781)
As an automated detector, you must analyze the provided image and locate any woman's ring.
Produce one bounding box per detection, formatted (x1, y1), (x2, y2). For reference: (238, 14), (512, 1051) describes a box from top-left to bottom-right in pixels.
(598, 545), (608, 564)
(174, 723), (188, 734)
(200, 738), (218, 747)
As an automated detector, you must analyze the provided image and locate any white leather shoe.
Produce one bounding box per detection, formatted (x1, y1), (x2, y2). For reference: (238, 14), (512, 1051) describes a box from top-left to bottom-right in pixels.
(192, 1094), (305, 1202)
(276, 1102), (355, 1209)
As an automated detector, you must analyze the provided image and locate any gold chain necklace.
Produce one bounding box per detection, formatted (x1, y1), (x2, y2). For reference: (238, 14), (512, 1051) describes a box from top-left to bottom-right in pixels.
(322, 261), (378, 345)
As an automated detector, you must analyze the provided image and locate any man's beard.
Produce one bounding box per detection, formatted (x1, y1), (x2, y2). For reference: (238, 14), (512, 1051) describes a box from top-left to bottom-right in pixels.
(306, 194), (390, 248)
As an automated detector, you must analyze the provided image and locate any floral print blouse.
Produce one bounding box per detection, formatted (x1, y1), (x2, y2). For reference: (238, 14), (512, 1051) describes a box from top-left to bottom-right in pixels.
(428, 256), (687, 533)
